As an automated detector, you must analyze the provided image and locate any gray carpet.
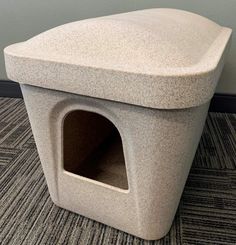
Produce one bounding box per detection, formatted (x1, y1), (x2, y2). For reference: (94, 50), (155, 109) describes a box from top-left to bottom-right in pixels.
(0, 97), (236, 245)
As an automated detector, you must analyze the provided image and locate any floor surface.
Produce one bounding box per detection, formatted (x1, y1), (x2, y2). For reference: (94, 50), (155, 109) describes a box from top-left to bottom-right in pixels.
(0, 98), (235, 245)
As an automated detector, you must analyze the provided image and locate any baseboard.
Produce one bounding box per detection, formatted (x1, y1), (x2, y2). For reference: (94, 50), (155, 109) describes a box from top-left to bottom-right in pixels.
(209, 93), (236, 113)
(0, 80), (235, 113)
(0, 80), (22, 98)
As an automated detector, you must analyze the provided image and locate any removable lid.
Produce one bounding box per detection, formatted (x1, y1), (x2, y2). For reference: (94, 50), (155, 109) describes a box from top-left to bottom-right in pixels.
(4, 8), (232, 109)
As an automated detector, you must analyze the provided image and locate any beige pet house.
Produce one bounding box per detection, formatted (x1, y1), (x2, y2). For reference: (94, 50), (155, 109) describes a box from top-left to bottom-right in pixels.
(4, 9), (232, 240)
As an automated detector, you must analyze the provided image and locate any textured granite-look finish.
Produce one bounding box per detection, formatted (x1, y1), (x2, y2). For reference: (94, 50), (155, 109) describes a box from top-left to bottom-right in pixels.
(21, 85), (209, 240)
(4, 9), (232, 109)
(4, 8), (232, 241)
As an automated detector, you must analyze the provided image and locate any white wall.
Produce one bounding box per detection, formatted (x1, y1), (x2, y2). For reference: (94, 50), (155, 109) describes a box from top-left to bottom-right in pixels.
(0, 0), (235, 93)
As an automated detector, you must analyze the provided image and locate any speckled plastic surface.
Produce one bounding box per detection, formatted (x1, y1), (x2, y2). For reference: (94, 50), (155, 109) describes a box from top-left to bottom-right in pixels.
(4, 8), (232, 240)
(4, 8), (232, 109)
(21, 84), (209, 240)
